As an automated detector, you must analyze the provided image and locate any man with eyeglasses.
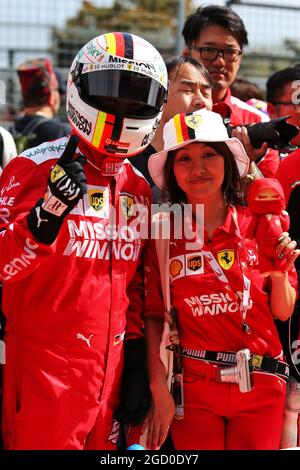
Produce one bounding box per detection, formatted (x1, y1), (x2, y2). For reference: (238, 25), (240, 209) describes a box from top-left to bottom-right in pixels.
(182, 4), (279, 178)
(130, 56), (213, 194)
(266, 65), (300, 387)
(267, 65), (300, 153)
(271, 65), (300, 268)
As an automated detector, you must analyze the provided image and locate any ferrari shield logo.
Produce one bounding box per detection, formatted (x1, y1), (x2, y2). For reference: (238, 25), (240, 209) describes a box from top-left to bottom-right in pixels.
(120, 193), (134, 220)
(185, 114), (203, 129)
(50, 164), (65, 183)
(217, 250), (235, 270)
(89, 189), (105, 211)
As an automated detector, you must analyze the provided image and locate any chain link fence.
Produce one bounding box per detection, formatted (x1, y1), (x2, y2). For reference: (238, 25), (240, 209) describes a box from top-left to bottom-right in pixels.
(0, 0), (115, 125)
(226, 1), (300, 89)
(1, 0), (300, 127)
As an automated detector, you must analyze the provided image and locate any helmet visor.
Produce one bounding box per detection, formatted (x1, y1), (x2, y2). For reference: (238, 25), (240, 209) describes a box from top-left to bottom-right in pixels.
(79, 69), (166, 119)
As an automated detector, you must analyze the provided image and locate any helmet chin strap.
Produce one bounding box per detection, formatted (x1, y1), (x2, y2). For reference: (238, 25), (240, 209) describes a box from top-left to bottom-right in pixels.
(77, 136), (125, 176)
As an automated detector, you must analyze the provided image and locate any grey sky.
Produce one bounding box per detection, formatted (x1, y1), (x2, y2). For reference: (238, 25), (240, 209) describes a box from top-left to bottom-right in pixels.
(1, 0), (300, 67)
(0, 0), (114, 67)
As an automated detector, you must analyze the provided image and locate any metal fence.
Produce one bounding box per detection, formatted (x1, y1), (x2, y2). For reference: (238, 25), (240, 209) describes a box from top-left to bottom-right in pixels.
(1, 0), (300, 127)
(226, 1), (300, 88)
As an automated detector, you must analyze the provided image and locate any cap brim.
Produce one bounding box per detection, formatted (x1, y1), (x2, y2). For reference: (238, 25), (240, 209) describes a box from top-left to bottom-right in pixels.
(148, 137), (249, 190)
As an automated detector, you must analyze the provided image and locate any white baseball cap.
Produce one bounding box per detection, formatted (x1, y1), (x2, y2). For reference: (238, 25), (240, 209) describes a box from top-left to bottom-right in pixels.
(148, 108), (250, 190)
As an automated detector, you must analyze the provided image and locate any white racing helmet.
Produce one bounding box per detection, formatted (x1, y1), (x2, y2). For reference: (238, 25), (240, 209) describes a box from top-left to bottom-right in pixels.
(67, 32), (168, 157)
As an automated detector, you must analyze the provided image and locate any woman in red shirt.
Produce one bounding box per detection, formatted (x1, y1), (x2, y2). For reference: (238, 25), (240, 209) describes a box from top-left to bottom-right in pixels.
(142, 109), (299, 450)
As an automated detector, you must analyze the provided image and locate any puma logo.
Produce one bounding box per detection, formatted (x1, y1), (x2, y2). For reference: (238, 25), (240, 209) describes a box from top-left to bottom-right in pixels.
(76, 333), (94, 348)
(35, 206), (48, 228)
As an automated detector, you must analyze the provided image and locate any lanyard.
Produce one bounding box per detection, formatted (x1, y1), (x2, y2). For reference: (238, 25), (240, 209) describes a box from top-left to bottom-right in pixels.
(231, 205), (252, 333)
(191, 205), (252, 335)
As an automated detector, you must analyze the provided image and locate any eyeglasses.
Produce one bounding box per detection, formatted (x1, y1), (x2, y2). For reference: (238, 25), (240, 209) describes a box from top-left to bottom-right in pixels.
(188, 46), (242, 62)
(272, 101), (300, 112)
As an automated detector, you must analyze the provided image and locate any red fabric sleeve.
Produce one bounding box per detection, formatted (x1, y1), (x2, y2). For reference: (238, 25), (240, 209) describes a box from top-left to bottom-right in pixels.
(125, 182), (153, 340)
(257, 149), (280, 178)
(125, 254), (146, 340)
(0, 157), (55, 283)
(275, 150), (300, 203)
(143, 239), (165, 321)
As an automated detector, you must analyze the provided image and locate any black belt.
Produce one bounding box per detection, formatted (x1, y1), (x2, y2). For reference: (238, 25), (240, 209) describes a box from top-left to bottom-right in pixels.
(180, 346), (289, 382)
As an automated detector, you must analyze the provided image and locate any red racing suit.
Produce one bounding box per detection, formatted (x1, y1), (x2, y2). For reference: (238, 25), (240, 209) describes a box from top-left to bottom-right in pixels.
(222, 88), (279, 177)
(0, 136), (151, 450)
(144, 205), (297, 449)
(275, 148), (300, 203)
(276, 147), (300, 272)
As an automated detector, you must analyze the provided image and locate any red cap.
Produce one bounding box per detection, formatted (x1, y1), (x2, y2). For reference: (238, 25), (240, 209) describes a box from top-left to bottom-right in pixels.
(247, 178), (286, 215)
(17, 57), (58, 106)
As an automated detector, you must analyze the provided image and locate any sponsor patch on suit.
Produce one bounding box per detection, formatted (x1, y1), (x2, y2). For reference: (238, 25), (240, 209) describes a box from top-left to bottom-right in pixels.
(71, 185), (109, 218)
(170, 252), (204, 281)
(217, 250), (235, 270)
(119, 192), (134, 220)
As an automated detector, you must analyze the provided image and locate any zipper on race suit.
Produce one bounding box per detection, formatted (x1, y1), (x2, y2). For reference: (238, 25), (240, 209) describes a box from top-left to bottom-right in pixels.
(98, 176), (116, 402)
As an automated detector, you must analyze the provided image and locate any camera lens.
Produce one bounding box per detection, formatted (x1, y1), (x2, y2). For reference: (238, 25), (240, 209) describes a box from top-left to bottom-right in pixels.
(227, 116), (298, 150)
(219, 366), (238, 383)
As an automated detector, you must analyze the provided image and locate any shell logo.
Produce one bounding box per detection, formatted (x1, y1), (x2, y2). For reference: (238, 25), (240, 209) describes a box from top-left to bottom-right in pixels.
(170, 259), (183, 278)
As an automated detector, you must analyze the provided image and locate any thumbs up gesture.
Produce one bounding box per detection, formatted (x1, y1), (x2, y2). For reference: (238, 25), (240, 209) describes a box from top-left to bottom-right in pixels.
(43, 135), (87, 217)
(27, 135), (87, 244)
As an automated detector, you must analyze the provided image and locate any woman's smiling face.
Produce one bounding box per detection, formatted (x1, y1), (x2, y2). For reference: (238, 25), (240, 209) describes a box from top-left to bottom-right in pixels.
(173, 142), (225, 204)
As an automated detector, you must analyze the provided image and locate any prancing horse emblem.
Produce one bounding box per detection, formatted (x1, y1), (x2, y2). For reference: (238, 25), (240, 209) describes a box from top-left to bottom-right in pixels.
(217, 250), (235, 270)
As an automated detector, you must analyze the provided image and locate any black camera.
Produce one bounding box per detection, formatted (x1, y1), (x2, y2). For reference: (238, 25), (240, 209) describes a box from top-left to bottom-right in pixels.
(227, 116), (299, 150)
(212, 103), (299, 150)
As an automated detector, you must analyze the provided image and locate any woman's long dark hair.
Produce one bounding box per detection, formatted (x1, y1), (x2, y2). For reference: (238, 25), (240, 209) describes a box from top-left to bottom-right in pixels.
(162, 142), (244, 205)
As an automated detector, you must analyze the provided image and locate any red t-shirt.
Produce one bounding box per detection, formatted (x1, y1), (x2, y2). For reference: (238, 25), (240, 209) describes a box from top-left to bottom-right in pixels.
(221, 89), (280, 177)
(144, 205), (297, 357)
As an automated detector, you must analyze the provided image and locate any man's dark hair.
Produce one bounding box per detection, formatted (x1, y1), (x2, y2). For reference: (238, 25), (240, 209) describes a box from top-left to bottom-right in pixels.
(163, 142), (244, 205)
(166, 56), (213, 88)
(266, 64), (300, 103)
(182, 5), (248, 49)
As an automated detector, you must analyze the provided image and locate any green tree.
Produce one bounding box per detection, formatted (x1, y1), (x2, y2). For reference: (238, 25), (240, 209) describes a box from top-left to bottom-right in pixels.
(53, 0), (195, 66)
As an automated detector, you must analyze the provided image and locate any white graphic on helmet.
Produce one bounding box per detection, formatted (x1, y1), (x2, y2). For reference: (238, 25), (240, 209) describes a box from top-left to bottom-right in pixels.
(66, 32), (168, 158)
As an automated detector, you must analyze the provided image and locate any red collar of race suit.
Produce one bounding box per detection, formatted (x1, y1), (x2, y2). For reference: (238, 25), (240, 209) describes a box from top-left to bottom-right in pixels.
(76, 137), (124, 176)
(86, 156), (124, 176)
